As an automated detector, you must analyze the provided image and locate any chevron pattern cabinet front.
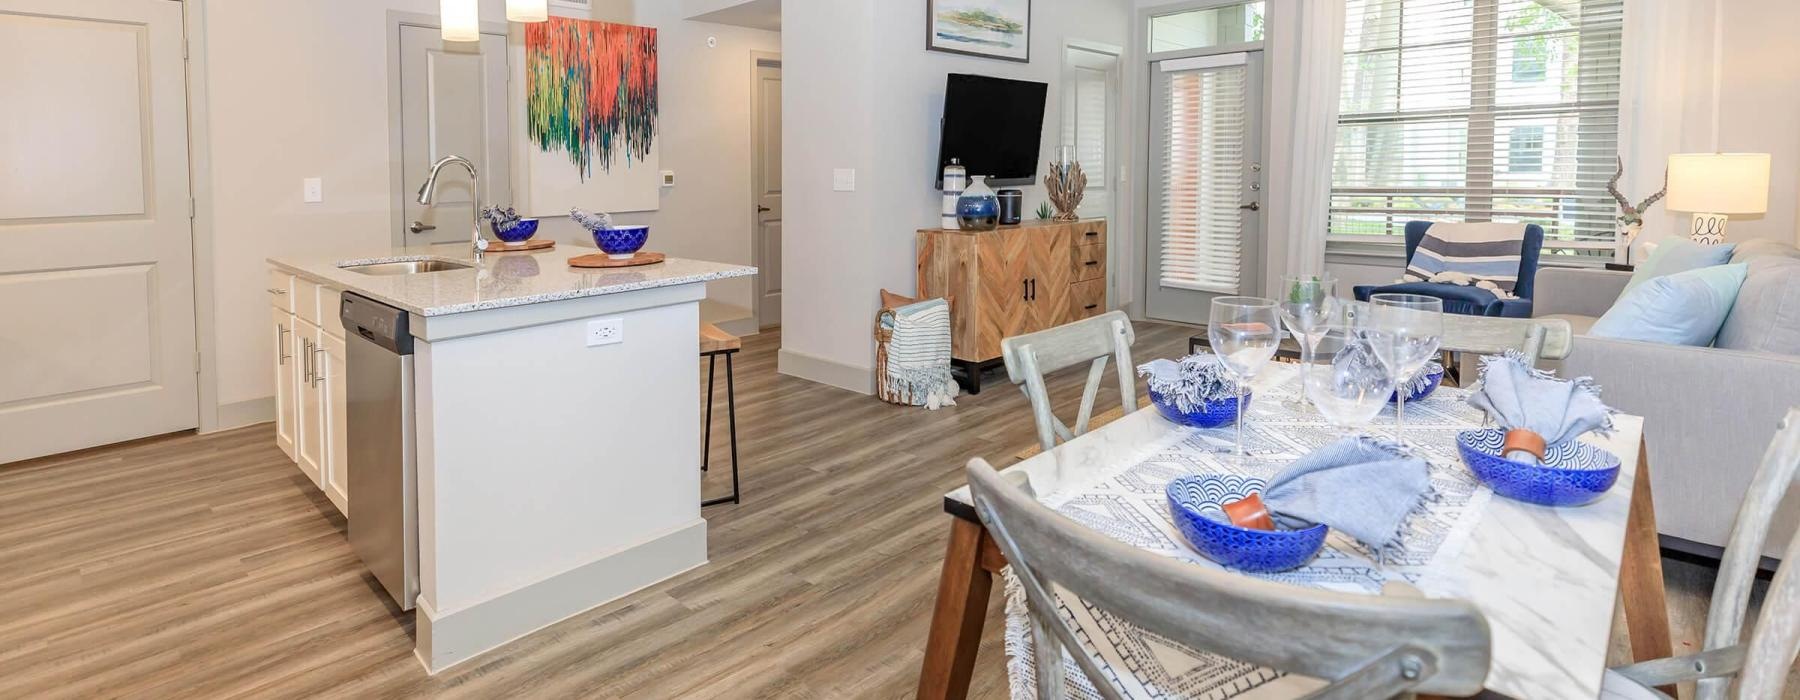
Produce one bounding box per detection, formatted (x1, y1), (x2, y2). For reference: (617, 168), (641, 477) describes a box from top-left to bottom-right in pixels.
(915, 219), (1108, 364)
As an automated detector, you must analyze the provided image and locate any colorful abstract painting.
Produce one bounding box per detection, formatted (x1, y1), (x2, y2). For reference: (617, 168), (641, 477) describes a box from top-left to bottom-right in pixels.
(927, 0), (1031, 62)
(518, 17), (661, 214)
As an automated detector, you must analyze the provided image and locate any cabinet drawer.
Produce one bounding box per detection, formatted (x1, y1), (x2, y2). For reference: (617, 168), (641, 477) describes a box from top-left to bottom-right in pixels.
(294, 278), (323, 326)
(1071, 243), (1105, 282)
(267, 270), (294, 313)
(1073, 223), (1106, 247)
(1070, 279), (1106, 319)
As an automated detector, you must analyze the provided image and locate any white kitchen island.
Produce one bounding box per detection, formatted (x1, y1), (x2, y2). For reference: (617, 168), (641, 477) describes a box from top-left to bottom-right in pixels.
(267, 246), (754, 673)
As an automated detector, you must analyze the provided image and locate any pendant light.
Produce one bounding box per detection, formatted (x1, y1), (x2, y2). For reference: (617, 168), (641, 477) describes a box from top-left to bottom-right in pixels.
(440, 0), (479, 42)
(506, 0), (549, 23)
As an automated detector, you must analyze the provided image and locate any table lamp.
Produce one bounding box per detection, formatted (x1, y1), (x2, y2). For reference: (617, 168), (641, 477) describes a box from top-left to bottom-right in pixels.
(1666, 153), (1771, 244)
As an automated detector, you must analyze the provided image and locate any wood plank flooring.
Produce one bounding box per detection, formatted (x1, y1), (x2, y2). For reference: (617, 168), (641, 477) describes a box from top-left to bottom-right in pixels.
(0, 323), (1788, 698)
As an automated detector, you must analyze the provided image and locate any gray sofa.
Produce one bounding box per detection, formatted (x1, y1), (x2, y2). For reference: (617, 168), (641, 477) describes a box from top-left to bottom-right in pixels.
(1535, 239), (1800, 560)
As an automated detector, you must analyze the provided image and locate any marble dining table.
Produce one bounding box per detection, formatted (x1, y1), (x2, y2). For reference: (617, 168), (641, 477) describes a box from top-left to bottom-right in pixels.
(916, 364), (1673, 700)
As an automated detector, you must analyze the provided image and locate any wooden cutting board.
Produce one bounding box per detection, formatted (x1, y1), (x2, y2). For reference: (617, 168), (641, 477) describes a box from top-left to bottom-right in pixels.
(568, 251), (665, 269)
(487, 239), (554, 252)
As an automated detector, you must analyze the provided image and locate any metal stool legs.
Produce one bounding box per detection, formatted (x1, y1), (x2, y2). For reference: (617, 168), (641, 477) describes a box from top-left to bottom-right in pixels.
(701, 349), (741, 507)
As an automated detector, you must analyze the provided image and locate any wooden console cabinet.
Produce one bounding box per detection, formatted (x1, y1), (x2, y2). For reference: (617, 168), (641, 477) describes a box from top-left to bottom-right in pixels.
(915, 218), (1108, 393)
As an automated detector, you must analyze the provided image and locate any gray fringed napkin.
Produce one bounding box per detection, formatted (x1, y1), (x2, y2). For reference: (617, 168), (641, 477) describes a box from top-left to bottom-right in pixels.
(1466, 351), (1614, 445)
(1255, 436), (1431, 549)
(1137, 355), (1240, 413)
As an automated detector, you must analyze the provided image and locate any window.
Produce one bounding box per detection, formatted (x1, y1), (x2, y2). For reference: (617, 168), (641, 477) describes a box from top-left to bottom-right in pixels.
(1330, 0), (1624, 259)
(1150, 2), (1264, 54)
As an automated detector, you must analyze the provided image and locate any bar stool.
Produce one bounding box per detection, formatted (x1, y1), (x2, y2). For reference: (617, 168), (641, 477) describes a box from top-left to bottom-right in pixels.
(700, 323), (741, 507)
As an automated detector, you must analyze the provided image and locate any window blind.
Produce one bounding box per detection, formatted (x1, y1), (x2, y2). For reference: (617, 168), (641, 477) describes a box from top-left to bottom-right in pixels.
(1159, 60), (1248, 294)
(1065, 63), (1111, 216)
(1330, 0), (1625, 258)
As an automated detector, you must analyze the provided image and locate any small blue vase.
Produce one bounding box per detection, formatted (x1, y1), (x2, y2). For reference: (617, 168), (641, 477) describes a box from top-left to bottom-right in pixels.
(956, 176), (1000, 231)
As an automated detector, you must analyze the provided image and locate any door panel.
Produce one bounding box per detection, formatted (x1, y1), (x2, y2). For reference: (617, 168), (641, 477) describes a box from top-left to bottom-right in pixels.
(0, 0), (197, 463)
(321, 332), (349, 515)
(753, 59), (782, 327)
(297, 323), (323, 487)
(1027, 228), (1073, 330)
(399, 25), (509, 246)
(975, 230), (1030, 359)
(1145, 52), (1265, 325)
(272, 307), (296, 461)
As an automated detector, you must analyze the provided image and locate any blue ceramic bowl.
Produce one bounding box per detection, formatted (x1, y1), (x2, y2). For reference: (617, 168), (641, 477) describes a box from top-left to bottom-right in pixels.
(587, 224), (650, 259)
(1457, 428), (1621, 506)
(1166, 474), (1327, 573)
(491, 218), (539, 244)
(1390, 367), (1443, 404)
(1149, 388), (1251, 429)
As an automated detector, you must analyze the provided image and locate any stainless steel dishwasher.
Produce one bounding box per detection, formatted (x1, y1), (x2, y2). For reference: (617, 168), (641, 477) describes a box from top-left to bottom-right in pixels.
(341, 292), (419, 611)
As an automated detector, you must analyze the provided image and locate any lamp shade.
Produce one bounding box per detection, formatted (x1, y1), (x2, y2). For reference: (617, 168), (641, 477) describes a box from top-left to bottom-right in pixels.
(506, 0), (549, 23)
(1666, 153), (1771, 214)
(440, 0), (479, 41)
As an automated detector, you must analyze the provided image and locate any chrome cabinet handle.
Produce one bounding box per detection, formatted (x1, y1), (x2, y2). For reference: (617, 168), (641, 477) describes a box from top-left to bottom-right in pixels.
(302, 338), (314, 383)
(312, 346), (326, 387)
(409, 220), (437, 234)
(277, 326), (291, 365)
(267, 288), (287, 295)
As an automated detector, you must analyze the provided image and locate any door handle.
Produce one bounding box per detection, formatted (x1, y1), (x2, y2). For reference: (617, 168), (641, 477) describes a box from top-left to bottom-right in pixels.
(277, 327), (291, 365)
(300, 338), (312, 382)
(312, 346), (326, 387)
(1023, 279), (1029, 302)
(1084, 304), (1099, 311)
(756, 206), (772, 213)
(267, 288), (287, 296)
(1028, 278), (1036, 301)
(409, 220), (437, 234)
(1238, 202), (1261, 211)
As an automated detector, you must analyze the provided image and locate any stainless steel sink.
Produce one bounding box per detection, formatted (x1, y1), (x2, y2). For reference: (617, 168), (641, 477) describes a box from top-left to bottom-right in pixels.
(341, 260), (472, 276)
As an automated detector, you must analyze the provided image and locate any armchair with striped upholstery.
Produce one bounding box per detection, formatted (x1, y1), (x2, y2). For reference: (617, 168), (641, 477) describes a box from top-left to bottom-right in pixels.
(1352, 221), (1545, 318)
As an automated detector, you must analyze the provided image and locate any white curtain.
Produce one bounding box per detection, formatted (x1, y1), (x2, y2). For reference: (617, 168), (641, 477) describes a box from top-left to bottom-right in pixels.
(1262, 0), (1345, 290)
(1619, 0), (1721, 252)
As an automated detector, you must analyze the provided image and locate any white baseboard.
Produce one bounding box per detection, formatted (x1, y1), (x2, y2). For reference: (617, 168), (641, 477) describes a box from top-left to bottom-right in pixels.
(777, 347), (874, 395)
(414, 519), (708, 674)
(213, 397), (274, 432)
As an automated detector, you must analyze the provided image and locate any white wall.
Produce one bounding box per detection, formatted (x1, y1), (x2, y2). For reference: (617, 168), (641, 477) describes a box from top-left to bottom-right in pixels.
(197, 0), (776, 420)
(780, 0), (1134, 391)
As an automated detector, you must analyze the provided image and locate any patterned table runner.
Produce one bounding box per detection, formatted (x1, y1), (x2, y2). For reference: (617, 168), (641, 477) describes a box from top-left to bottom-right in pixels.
(1003, 374), (1496, 699)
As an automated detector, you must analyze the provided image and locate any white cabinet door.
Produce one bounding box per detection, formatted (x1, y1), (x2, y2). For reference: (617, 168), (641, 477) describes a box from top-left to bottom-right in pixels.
(320, 331), (349, 516)
(295, 320), (324, 488)
(271, 306), (296, 461)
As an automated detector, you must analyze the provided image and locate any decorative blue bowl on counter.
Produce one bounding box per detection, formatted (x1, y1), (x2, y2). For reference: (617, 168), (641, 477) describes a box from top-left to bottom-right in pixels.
(1457, 428), (1621, 507)
(491, 218), (539, 244)
(1391, 367), (1443, 404)
(587, 224), (650, 259)
(1149, 388), (1250, 429)
(1166, 474), (1327, 573)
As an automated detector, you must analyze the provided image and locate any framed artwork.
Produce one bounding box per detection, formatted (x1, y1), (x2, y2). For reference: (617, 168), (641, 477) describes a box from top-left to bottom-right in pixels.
(548, 0), (591, 10)
(926, 0), (1031, 63)
(515, 16), (661, 214)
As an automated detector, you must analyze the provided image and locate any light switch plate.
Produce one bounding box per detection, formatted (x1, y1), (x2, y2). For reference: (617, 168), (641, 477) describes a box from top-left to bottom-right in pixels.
(303, 177), (323, 203)
(586, 318), (623, 347)
(833, 168), (856, 192)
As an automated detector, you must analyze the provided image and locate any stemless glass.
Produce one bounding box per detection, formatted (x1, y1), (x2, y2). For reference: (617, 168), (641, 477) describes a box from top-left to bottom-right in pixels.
(1361, 293), (1445, 443)
(1303, 327), (1396, 435)
(1208, 297), (1281, 460)
(1277, 275), (1339, 412)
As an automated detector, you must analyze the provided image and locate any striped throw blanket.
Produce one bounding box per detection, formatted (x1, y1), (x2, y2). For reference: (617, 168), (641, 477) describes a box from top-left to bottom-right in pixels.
(877, 298), (958, 409)
(1403, 223), (1527, 298)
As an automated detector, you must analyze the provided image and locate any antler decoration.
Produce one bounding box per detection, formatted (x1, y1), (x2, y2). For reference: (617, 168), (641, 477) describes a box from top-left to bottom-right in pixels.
(1608, 156), (1668, 227)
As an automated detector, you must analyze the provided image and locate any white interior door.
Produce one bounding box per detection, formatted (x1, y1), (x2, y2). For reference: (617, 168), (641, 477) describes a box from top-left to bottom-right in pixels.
(752, 57), (782, 328)
(398, 25), (510, 247)
(1145, 51), (1264, 325)
(0, 0), (197, 463)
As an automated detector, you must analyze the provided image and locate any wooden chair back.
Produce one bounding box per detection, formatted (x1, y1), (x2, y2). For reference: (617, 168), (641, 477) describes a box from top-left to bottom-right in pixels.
(1000, 311), (1137, 453)
(966, 459), (1493, 699)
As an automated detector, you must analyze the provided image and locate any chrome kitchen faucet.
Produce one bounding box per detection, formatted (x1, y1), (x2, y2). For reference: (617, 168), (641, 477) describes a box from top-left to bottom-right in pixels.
(415, 155), (488, 260)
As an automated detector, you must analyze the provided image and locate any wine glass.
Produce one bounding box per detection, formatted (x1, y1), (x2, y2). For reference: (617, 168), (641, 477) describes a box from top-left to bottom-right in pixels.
(1303, 326), (1396, 436)
(1360, 293), (1444, 444)
(1208, 297), (1281, 460)
(1277, 275), (1339, 412)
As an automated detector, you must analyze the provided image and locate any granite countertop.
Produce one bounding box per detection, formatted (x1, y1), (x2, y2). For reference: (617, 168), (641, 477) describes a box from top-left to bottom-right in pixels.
(268, 245), (756, 316)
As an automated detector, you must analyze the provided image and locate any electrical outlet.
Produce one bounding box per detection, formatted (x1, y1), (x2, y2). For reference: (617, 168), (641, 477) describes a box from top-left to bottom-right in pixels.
(303, 177), (323, 203)
(833, 168), (857, 192)
(586, 318), (624, 347)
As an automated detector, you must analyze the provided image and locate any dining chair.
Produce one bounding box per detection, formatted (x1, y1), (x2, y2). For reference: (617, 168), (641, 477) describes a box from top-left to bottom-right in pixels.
(1603, 407), (1800, 700)
(965, 459), (1494, 699)
(1000, 311), (1138, 454)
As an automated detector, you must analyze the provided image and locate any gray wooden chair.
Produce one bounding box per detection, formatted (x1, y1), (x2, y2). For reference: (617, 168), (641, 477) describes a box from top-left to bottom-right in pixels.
(965, 459), (1493, 699)
(1001, 311), (1138, 454)
(1604, 407), (1800, 700)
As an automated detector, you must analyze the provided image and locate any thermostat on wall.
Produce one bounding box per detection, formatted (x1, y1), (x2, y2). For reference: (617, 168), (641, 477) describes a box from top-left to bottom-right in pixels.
(661, 170), (676, 187)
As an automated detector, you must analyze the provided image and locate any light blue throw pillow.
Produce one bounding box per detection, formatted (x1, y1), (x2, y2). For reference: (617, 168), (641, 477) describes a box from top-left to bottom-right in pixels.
(1591, 263), (1749, 346)
(1624, 239), (1737, 294)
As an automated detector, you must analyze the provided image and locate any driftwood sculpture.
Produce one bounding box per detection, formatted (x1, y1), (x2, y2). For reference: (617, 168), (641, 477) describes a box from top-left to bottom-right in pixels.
(1045, 160), (1087, 221)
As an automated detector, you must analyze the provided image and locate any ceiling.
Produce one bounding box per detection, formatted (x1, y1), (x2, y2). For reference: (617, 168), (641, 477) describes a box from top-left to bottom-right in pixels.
(688, 0), (781, 33)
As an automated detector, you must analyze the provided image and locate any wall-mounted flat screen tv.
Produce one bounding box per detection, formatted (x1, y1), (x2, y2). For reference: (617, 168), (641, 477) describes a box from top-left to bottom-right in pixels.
(935, 73), (1048, 188)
